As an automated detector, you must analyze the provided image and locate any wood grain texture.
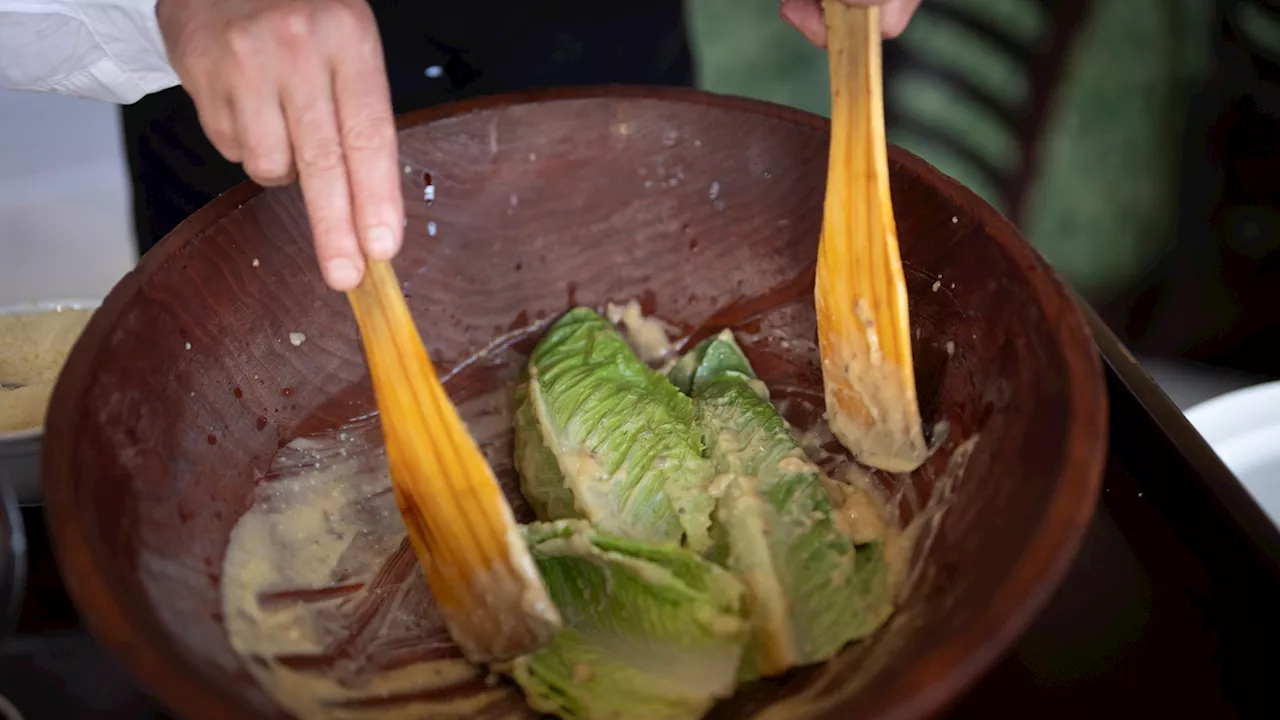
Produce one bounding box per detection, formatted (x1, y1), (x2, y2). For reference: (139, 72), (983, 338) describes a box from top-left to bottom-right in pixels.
(346, 259), (560, 664)
(817, 1), (928, 472)
(40, 87), (1107, 720)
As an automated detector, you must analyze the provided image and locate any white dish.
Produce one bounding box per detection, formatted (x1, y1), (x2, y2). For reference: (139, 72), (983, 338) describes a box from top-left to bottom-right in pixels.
(1184, 380), (1280, 527)
(0, 298), (101, 505)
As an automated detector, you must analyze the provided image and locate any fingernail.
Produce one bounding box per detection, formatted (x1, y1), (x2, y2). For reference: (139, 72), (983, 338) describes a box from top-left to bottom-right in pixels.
(365, 225), (398, 259)
(325, 258), (362, 291)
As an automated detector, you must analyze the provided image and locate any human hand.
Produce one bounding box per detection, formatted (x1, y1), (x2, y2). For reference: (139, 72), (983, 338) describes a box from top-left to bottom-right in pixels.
(781, 0), (924, 44)
(156, 0), (403, 292)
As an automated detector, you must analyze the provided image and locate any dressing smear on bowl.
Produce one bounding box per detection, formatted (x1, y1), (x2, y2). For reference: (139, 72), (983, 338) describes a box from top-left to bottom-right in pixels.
(222, 391), (526, 719)
(220, 301), (975, 720)
(0, 307), (95, 433)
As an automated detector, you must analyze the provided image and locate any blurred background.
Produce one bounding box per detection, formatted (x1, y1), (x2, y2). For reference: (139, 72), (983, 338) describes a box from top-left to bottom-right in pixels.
(1, 0), (1276, 404)
(693, 0), (1278, 391)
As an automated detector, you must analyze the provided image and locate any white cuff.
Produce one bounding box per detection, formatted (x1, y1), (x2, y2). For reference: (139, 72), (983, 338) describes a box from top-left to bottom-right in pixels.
(0, 1), (180, 104)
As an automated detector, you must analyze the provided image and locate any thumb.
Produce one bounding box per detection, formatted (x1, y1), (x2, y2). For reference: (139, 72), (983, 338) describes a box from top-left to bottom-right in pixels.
(780, 0), (828, 48)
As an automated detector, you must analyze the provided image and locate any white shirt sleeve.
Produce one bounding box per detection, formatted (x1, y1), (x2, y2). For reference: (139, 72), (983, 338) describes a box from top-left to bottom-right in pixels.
(0, 0), (180, 104)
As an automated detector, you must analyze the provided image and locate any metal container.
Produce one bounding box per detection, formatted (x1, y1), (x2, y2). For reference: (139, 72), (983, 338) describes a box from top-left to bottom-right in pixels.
(0, 474), (24, 637)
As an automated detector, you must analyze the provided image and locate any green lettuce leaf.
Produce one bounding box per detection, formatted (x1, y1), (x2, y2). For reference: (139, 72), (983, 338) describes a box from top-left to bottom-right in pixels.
(513, 381), (580, 521)
(505, 520), (750, 720)
(683, 333), (892, 678)
(666, 330), (757, 397)
(515, 308), (715, 551)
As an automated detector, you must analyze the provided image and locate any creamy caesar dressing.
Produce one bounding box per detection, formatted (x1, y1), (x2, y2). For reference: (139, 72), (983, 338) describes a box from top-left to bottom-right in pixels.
(821, 346), (930, 474)
(708, 473), (736, 497)
(220, 350), (535, 720)
(816, 289), (931, 474)
(824, 480), (889, 545)
(606, 299), (677, 365)
(776, 454), (814, 475)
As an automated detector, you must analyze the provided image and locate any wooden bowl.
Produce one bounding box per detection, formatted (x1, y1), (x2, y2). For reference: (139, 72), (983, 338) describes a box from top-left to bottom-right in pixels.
(42, 88), (1106, 720)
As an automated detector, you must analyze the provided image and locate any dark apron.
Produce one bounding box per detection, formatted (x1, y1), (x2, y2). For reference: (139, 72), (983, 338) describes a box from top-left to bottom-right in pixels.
(120, 0), (693, 256)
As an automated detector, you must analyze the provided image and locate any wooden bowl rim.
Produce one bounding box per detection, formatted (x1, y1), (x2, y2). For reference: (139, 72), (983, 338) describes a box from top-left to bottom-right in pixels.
(41, 85), (1107, 720)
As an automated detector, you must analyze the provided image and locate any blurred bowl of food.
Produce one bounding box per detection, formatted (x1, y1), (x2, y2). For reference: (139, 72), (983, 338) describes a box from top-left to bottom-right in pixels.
(0, 299), (99, 505)
(42, 88), (1106, 720)
(1184, 380), (1280, 529)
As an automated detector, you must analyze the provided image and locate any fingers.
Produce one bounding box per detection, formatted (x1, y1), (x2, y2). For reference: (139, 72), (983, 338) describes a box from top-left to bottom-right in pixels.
(282, 56), (365, 292)
(780, 0), (828, 48)
(877, 0), (924, 38)
(782, 0), (923, 46)
(232, 83), (295, 186)
(195, 97), (243, 163)
(159, 0), (402, 291)
(329, 6), (403, 262)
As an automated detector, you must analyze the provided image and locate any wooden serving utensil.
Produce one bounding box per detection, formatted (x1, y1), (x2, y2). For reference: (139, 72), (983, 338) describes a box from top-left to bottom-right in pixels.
(346, 259), (561, 663)
(815, 0), (930, 473)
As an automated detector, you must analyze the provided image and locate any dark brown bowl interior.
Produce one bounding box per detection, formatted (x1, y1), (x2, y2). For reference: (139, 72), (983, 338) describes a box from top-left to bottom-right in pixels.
(43, 88), (1106, 720)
